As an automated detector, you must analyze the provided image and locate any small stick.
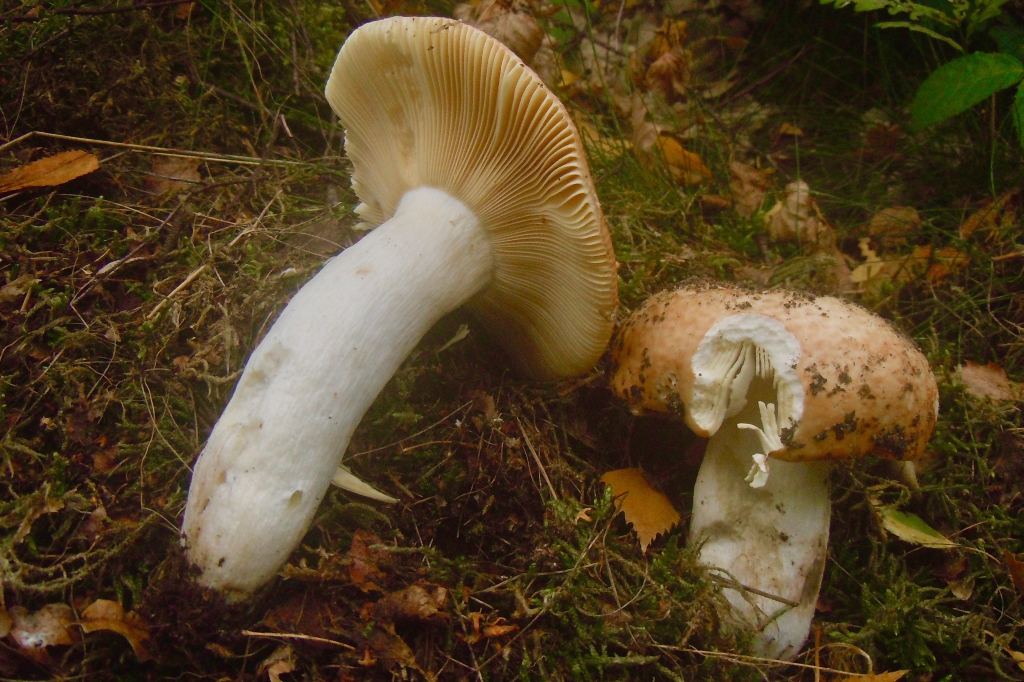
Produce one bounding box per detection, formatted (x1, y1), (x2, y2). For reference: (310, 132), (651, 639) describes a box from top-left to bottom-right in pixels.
(147, 265), (207, 319)
(0, 131), (302, 166)
(518, 418), (558, 500)
(240, 630), (355, 650)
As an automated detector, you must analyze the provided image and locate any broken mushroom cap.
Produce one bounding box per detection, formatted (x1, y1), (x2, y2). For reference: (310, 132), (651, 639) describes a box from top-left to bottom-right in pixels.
(326, 17), (618, 380)
(611, 282), (938, 463)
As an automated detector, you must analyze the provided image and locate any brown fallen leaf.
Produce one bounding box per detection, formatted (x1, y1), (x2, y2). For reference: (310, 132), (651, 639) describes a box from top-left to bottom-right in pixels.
(600, 468), (680, 552)
(867, 206), (921, 251)
(957, 361), (1022, 401)
(960, 189), (1018, 240)
(0, 150), (99, 193)
(258, 644), (296, 682)
(729, 161), (774, 219)
(0, 275), (40, 303)
(835, 671), (909, 682)
(347, 529), (388, 592)
(1004, 552), (1024, 596)
(764, 180), (828, 244)
(371, 583), (448, 625)
(656, 136), (712, 186)
(0, 605), (11, 639)
(777, 122), (803, 137)
(8, 604), (76, 657)
(454, 0), (544, 65)
(78, 599), (151, 661)
(145, 156), (201, 195)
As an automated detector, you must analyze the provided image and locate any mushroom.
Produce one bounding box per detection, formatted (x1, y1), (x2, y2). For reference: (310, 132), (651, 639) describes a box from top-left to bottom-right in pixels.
(181, 17), (618, 599)
(610, 282), (937, 660)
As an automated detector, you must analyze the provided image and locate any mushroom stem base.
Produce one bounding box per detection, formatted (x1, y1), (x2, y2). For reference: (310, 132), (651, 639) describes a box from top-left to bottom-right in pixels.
(182, 187), (492, 598)
(690, 426), (830, 660)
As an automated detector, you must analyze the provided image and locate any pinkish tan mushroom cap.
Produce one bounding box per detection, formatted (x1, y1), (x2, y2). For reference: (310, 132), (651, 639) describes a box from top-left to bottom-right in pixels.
(325, 17), (618, 381)
(610, 282), (938, 462)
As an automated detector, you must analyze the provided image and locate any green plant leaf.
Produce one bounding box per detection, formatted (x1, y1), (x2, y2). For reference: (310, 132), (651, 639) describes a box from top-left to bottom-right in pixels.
(878, 507), (958, 549)
(910, 52), (1024, 130)
(1014, 82), (1024, 149)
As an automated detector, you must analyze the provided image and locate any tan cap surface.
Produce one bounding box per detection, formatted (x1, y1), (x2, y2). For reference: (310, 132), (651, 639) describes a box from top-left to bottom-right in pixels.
(326, 17), (618, 381)
(611, 283), (938, 462)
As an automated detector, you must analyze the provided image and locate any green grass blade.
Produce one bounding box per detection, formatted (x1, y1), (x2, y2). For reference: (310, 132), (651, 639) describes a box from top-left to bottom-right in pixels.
(910, 52), (1024, 131)
(1015, 82), (1024, 150)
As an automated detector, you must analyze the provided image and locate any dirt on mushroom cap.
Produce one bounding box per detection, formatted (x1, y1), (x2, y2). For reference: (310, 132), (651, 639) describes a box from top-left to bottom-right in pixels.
(610, 282), (938, 463)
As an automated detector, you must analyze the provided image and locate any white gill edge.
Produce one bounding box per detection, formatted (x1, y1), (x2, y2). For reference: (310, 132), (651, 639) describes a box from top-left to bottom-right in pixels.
(181, 187), (492, 598)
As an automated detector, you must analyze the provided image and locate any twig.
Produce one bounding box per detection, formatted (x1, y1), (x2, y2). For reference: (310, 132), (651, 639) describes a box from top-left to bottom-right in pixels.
(0, 131), (303, 166)
(517, 418), (558, 500)
(993, 250), (1024, 262)
(708, 574), (800, 608)
(659, 644), (878, 677)
(147, 264), (207, 319)
(240, 630), (356, 650)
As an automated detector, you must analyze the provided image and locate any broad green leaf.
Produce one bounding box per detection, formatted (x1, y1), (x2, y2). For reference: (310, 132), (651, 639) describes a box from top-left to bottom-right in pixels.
(878, 507), (957, 549)
(910, 52), (1024, 131)
(1014, 82), (1024, 150)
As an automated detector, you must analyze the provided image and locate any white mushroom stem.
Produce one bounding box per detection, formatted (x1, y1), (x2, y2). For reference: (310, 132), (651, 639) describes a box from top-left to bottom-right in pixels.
(690, 395), (830, 661)
(181, 186), (493, 598)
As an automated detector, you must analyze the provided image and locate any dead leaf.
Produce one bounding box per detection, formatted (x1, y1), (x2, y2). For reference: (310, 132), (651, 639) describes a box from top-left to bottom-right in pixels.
(600, 468), (681, 552)
(258, 644), (296, 682)
(959, 190), (1018, 240)
(482, 620), (518, 638)
(777, 122), (803, 137)
(574, 507), (592, 524)
(8, 604), (76, 651)
(0, 150), (99, 193)
(867, 206), (920, 251)
(174, 0), (196, 19)
(0, 275), (39, 303)
(949, 575), (975, 600)
(835, 671), (909, 682)
(372, 583), (448, 625)
(78, 599), (151, 661)
(347, 529), (388, 592)
(764, 181), (828, 244)
(958, 361), (1022, 401)
(145, 156), (201, 195)
(13, 492), (65, 545)
(358, 647), (377, 666)
(0, 606), (12, 639)
(454, 0), (544, 64)
(1004, 552), (1024, 596)
(655, 136), (712, 185)
(729, 161), (774, 219)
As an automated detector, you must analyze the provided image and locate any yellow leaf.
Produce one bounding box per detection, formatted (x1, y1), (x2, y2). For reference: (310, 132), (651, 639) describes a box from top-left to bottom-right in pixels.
(777, 122), (804, 137)
(0, 150), (99, 193)
(871, 501), (957, 550)
(657, 136), (711, 186)
(600, 468), (680, 552)
(78, 599), (151, 661)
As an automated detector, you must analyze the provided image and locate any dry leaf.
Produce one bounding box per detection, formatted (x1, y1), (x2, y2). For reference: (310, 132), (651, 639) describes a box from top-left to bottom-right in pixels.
(347, 529), (388, 592)
(1003, 552), (1024, 596)
(959, 190), (1018, 240)
(729, 161), (774, 219)
(0, 274), (39, 303)
(372, 583), (448, 625)
(78, 599), (151, 661)
(454, 0), (544, 64)
(835, 671), (909, 682)
(573, 507), (593, 524)
(0, 150), (99, 193)
(8, 604), (76, 651)
(958, 361), (1022, 401)
(174, 0), (196, 19)
(764, 180), (827, 244)
(867, 206), (920, 251)
(145, 156), (201, 195)
(0, 606), (11, 639)
(600, 468), (680, 552)
(482, 621), (518, 638)
(13, 493), (65, 545)
(258, 644), (296, 682)
(777, 122), (803, 137)
(656, 136), (712, 186)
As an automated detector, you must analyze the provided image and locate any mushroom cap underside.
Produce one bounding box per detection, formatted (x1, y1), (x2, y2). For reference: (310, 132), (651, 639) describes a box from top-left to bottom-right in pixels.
(326, 17), (618, 381)
(610, 283), (938, 462)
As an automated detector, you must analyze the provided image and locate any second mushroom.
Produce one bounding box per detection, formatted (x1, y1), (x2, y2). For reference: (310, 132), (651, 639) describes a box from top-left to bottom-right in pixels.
(611, 282), (938, 660)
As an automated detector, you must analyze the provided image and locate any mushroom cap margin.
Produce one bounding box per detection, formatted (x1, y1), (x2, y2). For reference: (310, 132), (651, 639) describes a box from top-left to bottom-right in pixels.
(610, 283), (938, 462)
(326, 17), (618, 381)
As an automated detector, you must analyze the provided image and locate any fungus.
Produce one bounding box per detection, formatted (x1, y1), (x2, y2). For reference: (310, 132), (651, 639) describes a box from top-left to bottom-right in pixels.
(610, 283), (937, 660)
(181, 17), (618, 599)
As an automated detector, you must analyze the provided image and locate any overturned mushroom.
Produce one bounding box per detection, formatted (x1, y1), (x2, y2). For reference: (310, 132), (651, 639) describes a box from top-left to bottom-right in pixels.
(611, 282), (937, 660)
(181, 17), (618, 599)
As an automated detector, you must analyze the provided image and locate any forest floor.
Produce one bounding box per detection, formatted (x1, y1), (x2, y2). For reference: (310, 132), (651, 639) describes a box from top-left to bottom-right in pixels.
(0, 0), (1022, 680)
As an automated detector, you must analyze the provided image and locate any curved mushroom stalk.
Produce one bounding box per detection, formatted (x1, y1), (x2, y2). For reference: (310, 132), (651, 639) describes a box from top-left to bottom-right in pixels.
(182, 187), (492, 598)
(691, 398), (830, 661)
